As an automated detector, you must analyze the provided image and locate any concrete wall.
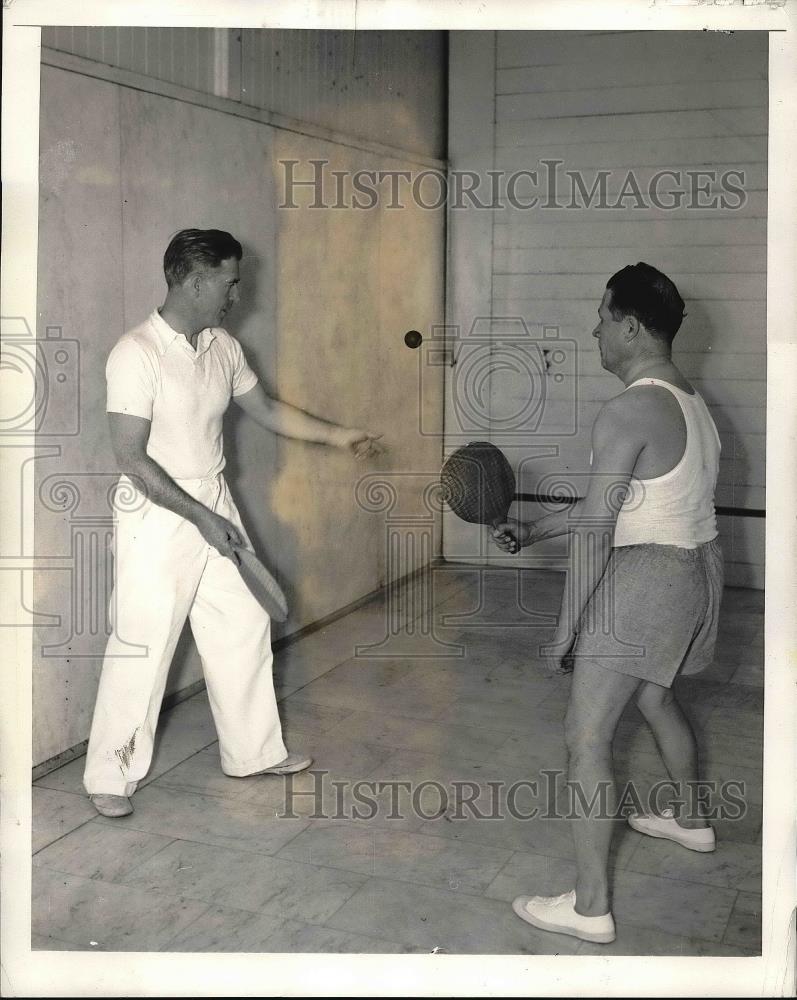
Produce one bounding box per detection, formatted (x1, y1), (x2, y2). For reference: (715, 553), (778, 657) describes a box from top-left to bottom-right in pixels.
(34, 38), (445, 765)
(446, 30), (767, 588)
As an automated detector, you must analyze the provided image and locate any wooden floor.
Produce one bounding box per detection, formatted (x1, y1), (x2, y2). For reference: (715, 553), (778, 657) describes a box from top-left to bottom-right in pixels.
(32, 565), (763, 955)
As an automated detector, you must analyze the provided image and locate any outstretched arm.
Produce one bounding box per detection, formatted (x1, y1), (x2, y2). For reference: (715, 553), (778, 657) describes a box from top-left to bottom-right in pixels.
(233, 383), (383, 459)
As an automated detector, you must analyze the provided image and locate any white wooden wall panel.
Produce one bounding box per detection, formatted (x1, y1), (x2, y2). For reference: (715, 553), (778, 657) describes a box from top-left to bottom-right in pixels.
(447, 30), (767, 588)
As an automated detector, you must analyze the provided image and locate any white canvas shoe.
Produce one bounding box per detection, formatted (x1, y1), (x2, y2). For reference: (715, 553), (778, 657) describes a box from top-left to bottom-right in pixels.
(251, 752), (313, 776)
(628, 808), (716, 852)
(90, 794), (133, 818)
(512, 890), (616, 944)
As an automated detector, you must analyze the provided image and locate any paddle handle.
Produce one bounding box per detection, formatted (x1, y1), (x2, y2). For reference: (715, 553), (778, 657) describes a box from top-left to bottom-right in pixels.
(491, 518), (519, 555)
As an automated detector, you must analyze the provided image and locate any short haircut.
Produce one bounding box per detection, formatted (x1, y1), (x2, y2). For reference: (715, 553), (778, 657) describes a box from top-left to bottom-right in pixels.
(606, 262), (686, 345)
(163, 229), (242, 287)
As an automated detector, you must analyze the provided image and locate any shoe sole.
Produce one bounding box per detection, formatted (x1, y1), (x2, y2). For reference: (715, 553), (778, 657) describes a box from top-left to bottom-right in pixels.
(254, 758), (313, 776)
(511, 897), (616, 944)
(627, 816), (716, 852)
(90, 798), (133, 818)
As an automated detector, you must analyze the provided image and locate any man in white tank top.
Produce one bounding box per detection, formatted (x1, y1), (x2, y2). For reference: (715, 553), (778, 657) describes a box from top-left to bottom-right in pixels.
(493, 263), (724, 945)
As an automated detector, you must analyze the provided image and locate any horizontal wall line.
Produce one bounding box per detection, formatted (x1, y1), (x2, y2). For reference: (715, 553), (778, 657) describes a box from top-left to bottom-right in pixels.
(494, 238), (768, 246)
(492, 219), (767, 227)
(496, 135), (769, 150)
(495, 105), (768, 124)
(492, 270), (768, 277)
(490, 156), (768, 171)
(491, 215), (769, 223)
(494, 159), (768, 171)
(505, 375), (768, 383)
(494, 296), (767, 304)
(496, 141), (768, 155)
(495, 76), (765, 98)
(487, 184), (770, 195)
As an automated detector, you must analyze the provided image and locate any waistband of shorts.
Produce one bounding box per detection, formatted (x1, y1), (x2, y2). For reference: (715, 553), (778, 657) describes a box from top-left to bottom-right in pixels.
(613, 536), (720, 561)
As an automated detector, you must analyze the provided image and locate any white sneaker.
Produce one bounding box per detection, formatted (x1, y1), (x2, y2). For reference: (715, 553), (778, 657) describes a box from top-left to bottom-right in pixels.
(628, 808), (716, 852)
(512, 890), (616, 944)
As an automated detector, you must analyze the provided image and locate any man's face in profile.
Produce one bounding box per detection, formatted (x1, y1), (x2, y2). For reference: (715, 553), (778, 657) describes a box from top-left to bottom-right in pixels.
(592, 288), (627, 374)
(196, 257), (240, 328)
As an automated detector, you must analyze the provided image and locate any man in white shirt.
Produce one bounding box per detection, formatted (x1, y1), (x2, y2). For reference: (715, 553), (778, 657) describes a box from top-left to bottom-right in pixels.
(493, 263), (723, 945)
(85, 228), (382, 818)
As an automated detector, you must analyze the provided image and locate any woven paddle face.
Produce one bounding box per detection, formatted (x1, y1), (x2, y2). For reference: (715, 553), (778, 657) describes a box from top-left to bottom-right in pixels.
(440, 441), (516, 525)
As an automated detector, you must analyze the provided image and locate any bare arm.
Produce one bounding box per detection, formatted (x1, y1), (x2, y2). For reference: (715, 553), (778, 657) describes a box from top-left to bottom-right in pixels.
(502, 497), (589, 547)
(233, 383), (383, 458)
(546, 399), (645, 668)
(108, 412), (244, 558)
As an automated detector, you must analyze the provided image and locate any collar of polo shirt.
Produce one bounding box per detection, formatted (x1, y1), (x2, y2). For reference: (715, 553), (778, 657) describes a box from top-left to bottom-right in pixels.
(151, 309), (217, 357)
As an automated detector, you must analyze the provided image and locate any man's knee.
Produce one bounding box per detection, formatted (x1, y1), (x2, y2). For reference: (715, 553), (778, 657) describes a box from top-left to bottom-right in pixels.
(636, 682), (676, 715)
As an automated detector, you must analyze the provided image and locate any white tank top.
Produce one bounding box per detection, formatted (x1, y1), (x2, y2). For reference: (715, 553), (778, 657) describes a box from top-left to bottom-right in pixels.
(612, 377), (721, 549)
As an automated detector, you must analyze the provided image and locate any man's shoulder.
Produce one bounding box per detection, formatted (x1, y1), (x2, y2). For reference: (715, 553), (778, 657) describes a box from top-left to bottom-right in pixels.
(595, 385), (684, 447)
(210, 325), (243, 351)
(108, 317), (159, 365)
(593, 387), (662, 442)
(603, 383), (679, 416)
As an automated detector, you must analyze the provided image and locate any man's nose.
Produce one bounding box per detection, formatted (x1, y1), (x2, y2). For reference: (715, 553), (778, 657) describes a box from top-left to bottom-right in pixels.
(591, 325), (600, 339)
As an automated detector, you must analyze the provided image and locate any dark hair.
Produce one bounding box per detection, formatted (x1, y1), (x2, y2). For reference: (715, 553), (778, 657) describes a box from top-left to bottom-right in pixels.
(606, 262), (686, 345)
(163, 229), (242, 287)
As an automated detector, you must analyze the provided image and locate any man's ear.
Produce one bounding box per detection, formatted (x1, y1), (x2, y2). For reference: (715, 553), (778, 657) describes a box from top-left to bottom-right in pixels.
(189, 272), (203, 297)
(625, 314), (641, 342)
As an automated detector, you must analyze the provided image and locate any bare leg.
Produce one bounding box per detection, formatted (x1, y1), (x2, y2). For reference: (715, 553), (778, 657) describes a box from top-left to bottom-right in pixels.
(635, 682), (709, 829)
(564, 659), (641, 917)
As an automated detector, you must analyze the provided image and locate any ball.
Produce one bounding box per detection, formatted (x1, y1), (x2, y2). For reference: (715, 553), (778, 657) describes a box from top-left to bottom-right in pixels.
(404, 330), (423, 349)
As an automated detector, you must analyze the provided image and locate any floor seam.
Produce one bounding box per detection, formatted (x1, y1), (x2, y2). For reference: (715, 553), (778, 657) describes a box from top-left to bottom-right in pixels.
(34, 859), (279, 918)
(137, 740), (229, 788)
(32, 815), (102, 857)
(719, 888), (743, 946)
(34, 836), (181, 884)
(157, 899), (217, 952)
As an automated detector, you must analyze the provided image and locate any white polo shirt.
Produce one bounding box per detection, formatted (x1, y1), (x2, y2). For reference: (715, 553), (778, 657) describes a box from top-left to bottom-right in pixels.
(106, 309), (258, 480)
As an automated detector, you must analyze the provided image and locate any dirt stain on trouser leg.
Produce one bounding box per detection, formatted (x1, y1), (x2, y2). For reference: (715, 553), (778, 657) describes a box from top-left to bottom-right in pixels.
(114, 727), (139, 774)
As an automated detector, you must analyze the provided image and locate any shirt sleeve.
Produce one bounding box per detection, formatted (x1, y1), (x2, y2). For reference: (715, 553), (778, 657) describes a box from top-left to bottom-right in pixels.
(230, 336), (259, 396)
(106, 336), (158, 419)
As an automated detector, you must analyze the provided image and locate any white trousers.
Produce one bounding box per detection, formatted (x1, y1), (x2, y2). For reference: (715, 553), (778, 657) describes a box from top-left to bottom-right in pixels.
(83, 473), (287, 796)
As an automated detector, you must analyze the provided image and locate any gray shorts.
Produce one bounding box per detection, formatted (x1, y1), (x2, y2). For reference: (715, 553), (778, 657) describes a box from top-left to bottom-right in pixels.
(571, 538), (724, 687)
